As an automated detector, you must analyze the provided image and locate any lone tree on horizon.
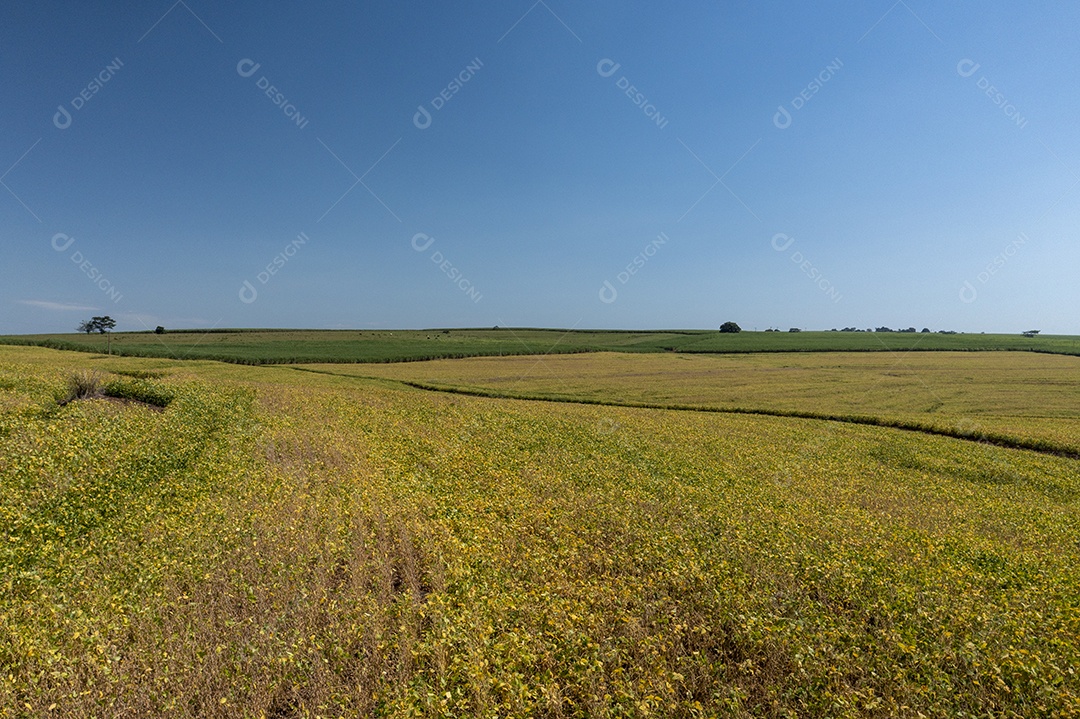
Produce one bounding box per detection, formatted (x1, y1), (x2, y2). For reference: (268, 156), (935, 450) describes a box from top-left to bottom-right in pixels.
(77, 316), (116, 335)
(719, 321), (742, 333)
(77, 316), (117, 353)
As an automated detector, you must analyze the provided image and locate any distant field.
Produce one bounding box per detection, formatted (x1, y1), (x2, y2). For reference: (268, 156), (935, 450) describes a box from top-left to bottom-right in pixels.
(327, 351), (1080, 456)
(0, 329), (692, 363)
(2, 345), (1080, 716)
(1, 328), (1077, 364)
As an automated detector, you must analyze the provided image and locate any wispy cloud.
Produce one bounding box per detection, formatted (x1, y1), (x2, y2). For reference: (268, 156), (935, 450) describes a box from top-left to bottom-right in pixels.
(18, 300), (100, 312)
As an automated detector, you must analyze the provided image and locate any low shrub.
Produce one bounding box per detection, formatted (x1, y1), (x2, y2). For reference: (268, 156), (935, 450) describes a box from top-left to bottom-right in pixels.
(58, 370), (104, 404)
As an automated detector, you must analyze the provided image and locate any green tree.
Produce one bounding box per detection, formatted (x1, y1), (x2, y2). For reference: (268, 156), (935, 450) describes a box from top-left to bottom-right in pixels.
(719, 321), (742, 333)
(79, 316), (117, 353)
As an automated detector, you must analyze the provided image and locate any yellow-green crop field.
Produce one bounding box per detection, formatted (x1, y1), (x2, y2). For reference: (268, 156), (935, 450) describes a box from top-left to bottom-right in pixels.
(2, 345), (1079, 717)
(339, 351), (1080, 456)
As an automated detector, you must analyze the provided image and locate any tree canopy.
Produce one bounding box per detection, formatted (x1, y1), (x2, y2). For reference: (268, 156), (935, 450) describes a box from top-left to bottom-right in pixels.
(78, 316), (116, 334)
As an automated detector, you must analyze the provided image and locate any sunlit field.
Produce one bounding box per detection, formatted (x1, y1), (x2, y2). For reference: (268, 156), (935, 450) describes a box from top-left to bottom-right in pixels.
(2, 345), (1079, 717)
(314, 350), (1080, 456)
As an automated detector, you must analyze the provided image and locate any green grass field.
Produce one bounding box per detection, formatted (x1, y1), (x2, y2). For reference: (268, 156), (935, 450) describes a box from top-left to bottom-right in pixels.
(2, 343), (1079, 716)
(1, 328), (1077, 364)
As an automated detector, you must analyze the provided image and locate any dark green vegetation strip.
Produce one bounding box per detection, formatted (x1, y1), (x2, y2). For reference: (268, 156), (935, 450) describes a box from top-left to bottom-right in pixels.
(2, 328), (1078, 364)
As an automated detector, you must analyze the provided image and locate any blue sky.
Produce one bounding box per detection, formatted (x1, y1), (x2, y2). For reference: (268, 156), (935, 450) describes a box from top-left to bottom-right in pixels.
(2, 1), (1078, 334)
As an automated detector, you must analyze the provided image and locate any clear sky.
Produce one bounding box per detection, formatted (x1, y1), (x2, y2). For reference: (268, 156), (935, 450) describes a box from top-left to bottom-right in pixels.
(3, 1), (1077, 334)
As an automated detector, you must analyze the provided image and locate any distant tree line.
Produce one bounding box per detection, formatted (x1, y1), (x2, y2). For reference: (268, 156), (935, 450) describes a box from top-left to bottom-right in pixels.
(833, 326), (957, 334)
(719, 324), (1039, 336)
